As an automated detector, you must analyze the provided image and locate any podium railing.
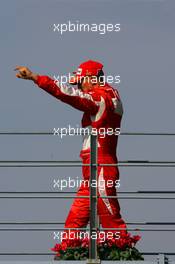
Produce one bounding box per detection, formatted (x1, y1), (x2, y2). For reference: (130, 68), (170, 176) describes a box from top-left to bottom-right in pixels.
(0, 131), (175, 264)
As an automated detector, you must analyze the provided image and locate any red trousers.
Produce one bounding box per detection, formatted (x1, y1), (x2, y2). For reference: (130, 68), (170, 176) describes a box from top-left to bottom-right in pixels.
(64, 155), (127, 239)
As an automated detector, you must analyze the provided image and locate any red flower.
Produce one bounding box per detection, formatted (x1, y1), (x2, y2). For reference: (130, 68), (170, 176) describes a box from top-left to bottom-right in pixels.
(62, 242), (68, 250)
(113, 232), (141, 249)
(51, 243), (62, 252)
(133, 235), (141, 243)
(56, 252), (61, 257)
(106, 238), (114, 248)
(81, 237), (89, 248)
(50, 232), (142, 255)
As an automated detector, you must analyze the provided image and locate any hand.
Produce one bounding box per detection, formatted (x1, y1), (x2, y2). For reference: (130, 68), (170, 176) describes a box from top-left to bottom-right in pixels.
(14, 66), (38, 81)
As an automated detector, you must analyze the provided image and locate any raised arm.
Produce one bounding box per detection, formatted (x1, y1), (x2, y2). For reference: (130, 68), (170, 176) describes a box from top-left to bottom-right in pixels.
(14, 66), (99, 114)
(35, 75), (99, 114)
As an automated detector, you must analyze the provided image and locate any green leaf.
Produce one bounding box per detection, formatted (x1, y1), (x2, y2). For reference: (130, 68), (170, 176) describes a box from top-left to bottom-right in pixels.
(74, 251), (80, 260)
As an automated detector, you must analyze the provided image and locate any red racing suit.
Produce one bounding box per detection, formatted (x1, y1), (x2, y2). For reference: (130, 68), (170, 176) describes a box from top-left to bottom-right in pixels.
(35, 76), (127, 239)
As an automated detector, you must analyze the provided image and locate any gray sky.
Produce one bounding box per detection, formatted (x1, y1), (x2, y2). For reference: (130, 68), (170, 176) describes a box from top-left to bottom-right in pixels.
(0, 0), (175, 261)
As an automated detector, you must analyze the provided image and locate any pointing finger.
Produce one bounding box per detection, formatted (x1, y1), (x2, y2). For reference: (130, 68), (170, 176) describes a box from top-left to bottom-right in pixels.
(14, 66), (23, 71)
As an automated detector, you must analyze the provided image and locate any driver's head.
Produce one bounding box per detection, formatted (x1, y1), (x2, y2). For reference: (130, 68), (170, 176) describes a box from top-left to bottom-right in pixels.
(69, 60), (104, 91)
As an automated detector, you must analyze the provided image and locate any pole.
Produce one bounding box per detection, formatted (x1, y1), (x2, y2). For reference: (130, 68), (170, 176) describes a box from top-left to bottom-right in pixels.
(87, 134), (100, 264)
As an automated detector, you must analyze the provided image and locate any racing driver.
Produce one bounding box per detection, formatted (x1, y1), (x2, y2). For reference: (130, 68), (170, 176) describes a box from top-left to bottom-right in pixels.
(15, 60), (127, 240)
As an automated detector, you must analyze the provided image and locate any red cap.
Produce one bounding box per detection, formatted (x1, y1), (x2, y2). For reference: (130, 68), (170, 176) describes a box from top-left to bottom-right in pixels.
(69, 60), (103, 84)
